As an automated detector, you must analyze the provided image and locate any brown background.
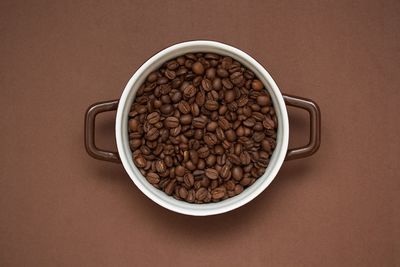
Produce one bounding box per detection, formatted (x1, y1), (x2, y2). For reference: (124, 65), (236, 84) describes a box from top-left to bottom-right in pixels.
(1, 0), (399, 266)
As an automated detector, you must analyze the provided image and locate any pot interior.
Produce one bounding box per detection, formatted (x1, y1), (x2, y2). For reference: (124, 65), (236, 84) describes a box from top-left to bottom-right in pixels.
(115, 41), (289, 216)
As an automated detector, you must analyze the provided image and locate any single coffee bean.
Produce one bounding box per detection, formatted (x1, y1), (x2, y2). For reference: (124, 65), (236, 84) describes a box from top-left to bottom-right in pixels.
(183, 173), (194, 188)
(213, 78), (222, 90)
(204, 100), (219, 111)
(129, 139), (142, 149)
(251, 79), (264, 91)
(189, 150), (199, 164)
(145, 127), (159, 141)
(155, 160), (167, 173)
(206, 68), (216, 80)
(129, 119), (140, 132)
(197, 159), (206, 169)
(257, 95), (270, 106)
(211, 186), (226, 200)
(198, 146), (210, 158)
(191, 103), (200, 117)
(180, 114), (193, 125)
(261, 140), (272, 152)
(201, 79), (212, 91)
(225, 129), (237, 142)
(179, 186), (188, 199)
(147, 112), (160, 124)
(164, 179), (176, 195)
(232, 166), (243, 181)
(234, 184), (244, 194)
(147, 72), (158, 82)
(192, 62), (205, 75)
(217, 68), (229, 78)
(206, 154), (217, 166)
(193, 117), (208, 128)
(146, 172), (160, 184)
(220, 164), (231, 180)
(164, 117), (180, 128)
(133, 155), (147, 168)
(222, 78), (233, 89)
(218, 117), (232, 130)
(205, 168), (219, 180)
(230, 72), (244, 85)
(195, 91), (206, 106)
(183, 84), (197, 98)
(178, 100), (191, 114)
(160, 104), (174, 115)
(195, 187), (208, 201)
(224, 90), (235, 103)
(167, 60), (179, 70)
(175, 165), (186, 177)
(206, 121), (218, 132)
(204, 133), (218, 146)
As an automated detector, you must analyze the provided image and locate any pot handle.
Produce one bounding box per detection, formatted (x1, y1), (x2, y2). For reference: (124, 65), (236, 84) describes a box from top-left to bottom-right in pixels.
(283, 94), (321, 160)
(84, 100), (121, 163)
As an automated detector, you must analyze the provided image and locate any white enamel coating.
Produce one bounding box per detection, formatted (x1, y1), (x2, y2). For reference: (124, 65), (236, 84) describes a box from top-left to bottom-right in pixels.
(115, 41), (289, 216)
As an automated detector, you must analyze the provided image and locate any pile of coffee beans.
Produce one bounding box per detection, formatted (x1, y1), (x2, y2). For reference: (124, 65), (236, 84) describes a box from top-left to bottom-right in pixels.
(128, 53), (277, 203)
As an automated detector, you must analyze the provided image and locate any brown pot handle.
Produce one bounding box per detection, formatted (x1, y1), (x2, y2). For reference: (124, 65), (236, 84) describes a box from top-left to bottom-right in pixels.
(283, 94), (321, 160)
(84, 100), (121, 163)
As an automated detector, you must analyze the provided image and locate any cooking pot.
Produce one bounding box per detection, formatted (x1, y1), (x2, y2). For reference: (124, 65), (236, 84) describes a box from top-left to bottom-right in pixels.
(84, 41), (321, 216)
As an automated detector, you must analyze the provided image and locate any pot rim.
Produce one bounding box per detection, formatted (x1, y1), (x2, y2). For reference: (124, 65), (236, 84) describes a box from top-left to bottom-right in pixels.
(115, 40), (289, 216)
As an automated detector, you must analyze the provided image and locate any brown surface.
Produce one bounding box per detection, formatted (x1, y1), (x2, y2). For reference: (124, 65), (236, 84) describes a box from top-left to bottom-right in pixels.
(1, 1), (399, 266)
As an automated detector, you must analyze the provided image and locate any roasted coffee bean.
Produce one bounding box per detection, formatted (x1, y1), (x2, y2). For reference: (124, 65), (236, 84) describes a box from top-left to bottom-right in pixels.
(206, 121), (218, 132)
(164, 117), (180, 128)
(145, 127), (159, 141)
(129, 119), (140, 132)
(147, 112), (160, 124)
(198, 146), (210, 158)
(180, 114), (193, 125)
(240, 151), (251, 165)
(195, 187), (208, 201)
(218, 117), (231, 130)
(192, 62), (205, 75)
(146, 172), (160, 184)
(230, 72), (244, 85)
(204, 133), (218, 146)
(263, 116), (275, 129)
(217, 68), (229, 78)
(225, 129), (237, 142)
(172, 165), (184, 177)
(133, 155), (147, 168)
(183, 84), (197, 98)
(234, 184), (244, 194)
(189, 107), (200, 120)
(232, 166), (243, 181)
(224, 89), (236, 103)
(222, 78), (233, 89)
(205, 168), (219, 180)
(193, 117), (208, 128)
(129, 139), (142, 149)
(129, 52), (277, 203)
(252, 79), (264, 91)
(206, 68), (216, 80)
(220, 164), (231, 180)
(204, 100), (219, 111)
(164, 179), (176, 195)
(257, 95), (270, 106)
(215, 127), (225, 141)
(211, 187), (226, 200)
(213, 78), (222, 90)
(228, 154), (241, 165)
(155, 160), (167, 173)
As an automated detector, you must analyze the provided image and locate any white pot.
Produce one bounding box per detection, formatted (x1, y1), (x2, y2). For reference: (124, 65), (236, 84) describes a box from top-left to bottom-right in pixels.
(85, 40), (321, 216)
